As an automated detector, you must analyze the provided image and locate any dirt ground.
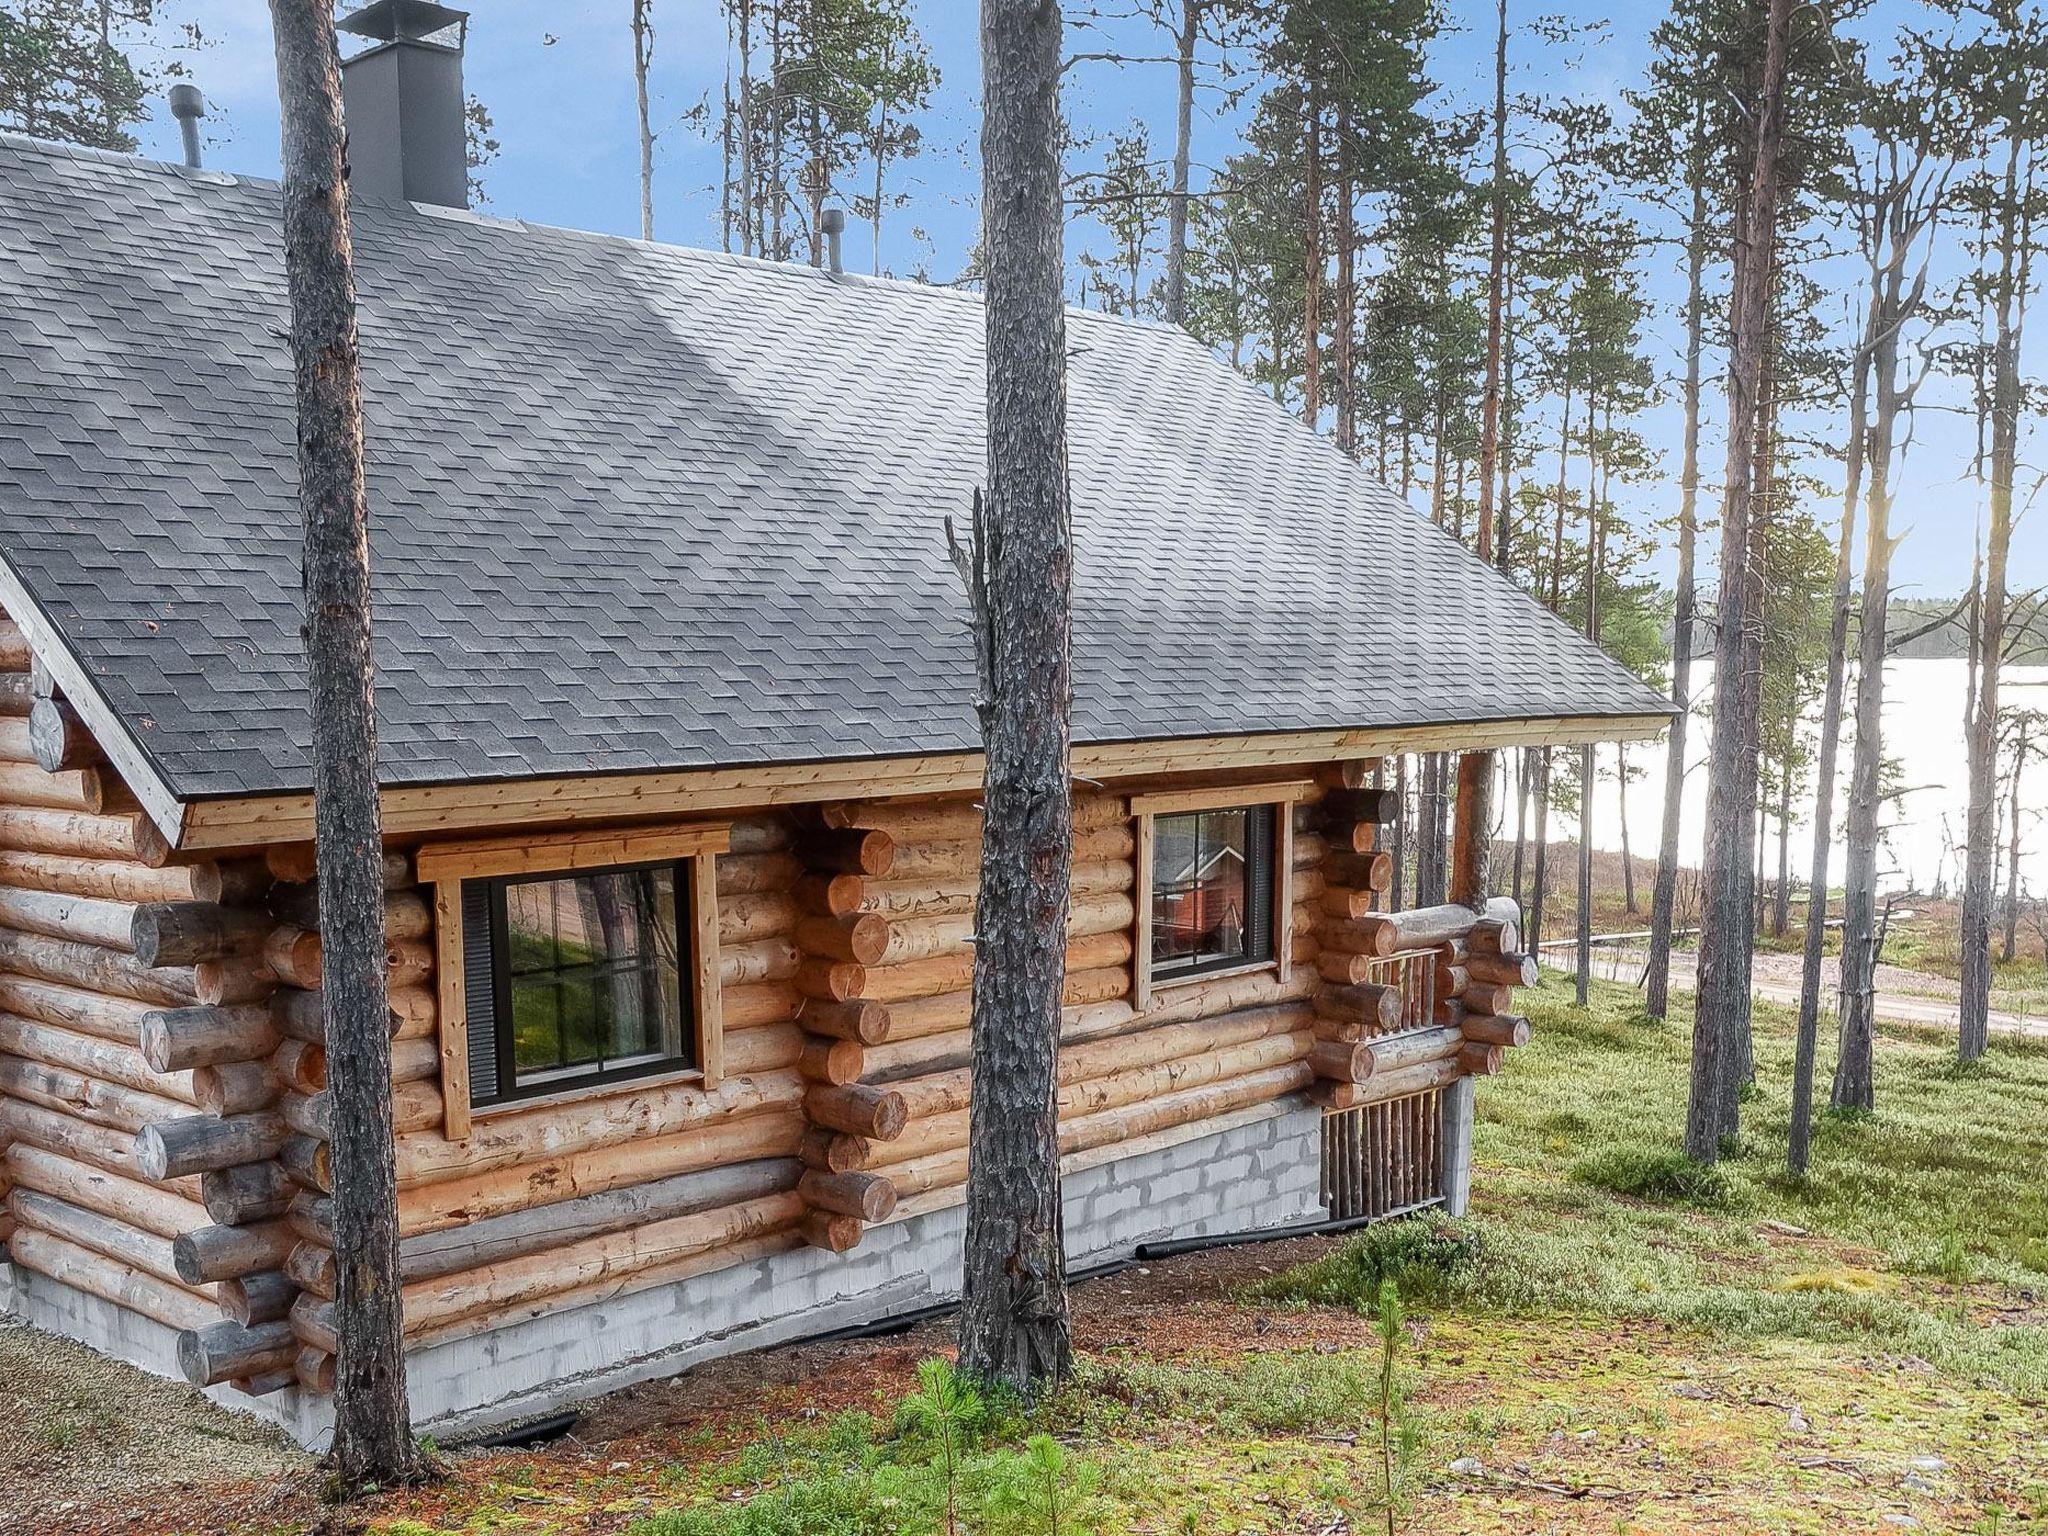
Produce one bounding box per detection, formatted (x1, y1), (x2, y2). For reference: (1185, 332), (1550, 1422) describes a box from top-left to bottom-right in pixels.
(6, 1226), (2041, 1536)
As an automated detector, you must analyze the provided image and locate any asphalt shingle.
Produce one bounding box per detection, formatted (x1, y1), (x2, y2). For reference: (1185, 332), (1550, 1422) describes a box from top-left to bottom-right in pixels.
(0, 133), (1669, 805)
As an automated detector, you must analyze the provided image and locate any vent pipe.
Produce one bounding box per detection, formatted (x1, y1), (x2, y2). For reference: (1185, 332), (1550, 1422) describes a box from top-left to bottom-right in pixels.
(167, 84), (205, 168)
(820, 206), (846, 274)
(336, 0), (470, 209)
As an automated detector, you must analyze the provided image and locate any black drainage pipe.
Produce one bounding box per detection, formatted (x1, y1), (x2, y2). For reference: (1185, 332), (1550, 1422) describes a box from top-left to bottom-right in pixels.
(1134, 1200), (1442, 1262)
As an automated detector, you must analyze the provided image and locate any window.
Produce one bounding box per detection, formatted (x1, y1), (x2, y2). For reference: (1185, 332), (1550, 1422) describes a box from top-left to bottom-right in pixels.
(1149, 805), (1274, 981)
(468, 861), (692, 1106)
(418, 822), (730, 1136)
(1130, 782), (1308, 1010)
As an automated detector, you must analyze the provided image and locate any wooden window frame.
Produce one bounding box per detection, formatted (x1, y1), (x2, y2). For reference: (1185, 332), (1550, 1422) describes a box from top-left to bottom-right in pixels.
(1129, 781), (1308, 1012)
(421, 822), (730, 1138)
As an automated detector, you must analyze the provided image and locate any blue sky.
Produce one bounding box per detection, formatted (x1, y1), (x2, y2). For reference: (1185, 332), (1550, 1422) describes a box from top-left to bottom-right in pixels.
(128, 0), (2037, 603)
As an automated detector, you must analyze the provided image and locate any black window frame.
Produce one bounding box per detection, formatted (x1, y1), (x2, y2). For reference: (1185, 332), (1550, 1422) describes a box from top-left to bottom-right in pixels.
(468, 856), (698, 1109)
(1146, 801), (1278, 985)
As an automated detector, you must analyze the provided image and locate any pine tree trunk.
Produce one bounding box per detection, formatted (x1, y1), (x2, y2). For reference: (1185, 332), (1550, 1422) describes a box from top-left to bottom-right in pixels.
(1686, 0), (1791, 1164)
(1162, 0), (1198, 326)
(1474, 0), (1509, 565)
(266, 0), (419, 1488)
(1619, 742), (1636, 915)
(1647, 95), (1711, 1023)
(1333, 97), (1356, 457)
(1530, 750), (1551, 954)
(1789, 314), (1867, 1175)
(2002, 725), (2027, 963)
(1301, 84), (1322, 428)
(958, 0), (1074, 1398)
(1576, 742), (1594, 1005)
(1772, 739), (1793, 938)
(633, 0), (655, 241)
(1960, 139), (2025, 1063)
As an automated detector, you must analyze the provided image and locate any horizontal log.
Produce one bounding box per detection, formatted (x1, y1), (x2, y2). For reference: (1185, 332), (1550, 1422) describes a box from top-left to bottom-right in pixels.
(1460, 1040), (1505, 1076)
(201, 1161), (296, 1226)
(1469, 915), (1521, 955)
(722, 937), (802, 989)
(0, 927), (196, 1007)
(295, 1346), (336, 1395)
(1437, 962), (1468, 999)
(131, 903), (276, 968)
(0, 761), (103, 814)
(718, 890), (798, 945)
(263, 845), (412, 887)
(1311, 981), (1400, 1033)
(818, 792), (1125, 844)
(192, 1059), (277, 1118)
(5, 1226), (215, 1331)
(264, 928), (429, 993)
(0, 805), (167, 865)
(0, 884), (136, 950)
(805, 1082), (907, 1139)
(0, 1012), (196, 1104)
(397, 1157), (801, 1283)
(795, 912), (890, 966)
(1309, 1054), (1464, 1110)
(390, 1072), (806, 1189)
(863, 929), (1130, 1006)
(135, 1112), (289, 1182)
(792, 872), (863, 919)
(8, 1188), (191, 1290)
(1315, 950), (1380, 986)
(1, 1096), (188, 1186)
(1323, 787), (1402, 828)
(26, 697), (94, 772)
(796, 1035), (863, 1085)
(4, 1143), (208, 1240)
(0, 1055), (186, 1133)
(0, 619), (30, 671)
(178, 1319), (297, 1388)
(140, 1003), (279, 1073)
(271, 984), (432, 1044)
(798, 1168), (896, 1221)
(801, 1210), (862, 1252)
(1464, 982), (1514, 1017)
(799, 826), (895, 876)
(715, 850), (801, 897)
(795, 998), (889, 1045)
(884, 823), (1132, 882)
(1462, 1012), (1530, 1047)
(0, 849), (244, 905)
(218, 1270), (295, 1327)
(281, 1079), (441, 1140)
(1467, 951), (1538, 988)
(1317, 916), (1397, 960)
(272, 1034), (438, 1094)
(798, 1127), (871, 1173)
(264, 884), (431, 941)
(794, 956), (864, 1001)
(396, 1191), (807, 1336)
(172, 1219), (295, 1285)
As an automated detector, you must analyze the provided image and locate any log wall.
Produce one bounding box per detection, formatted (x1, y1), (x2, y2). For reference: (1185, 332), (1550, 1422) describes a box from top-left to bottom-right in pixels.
(0, 626), (1537, 1405)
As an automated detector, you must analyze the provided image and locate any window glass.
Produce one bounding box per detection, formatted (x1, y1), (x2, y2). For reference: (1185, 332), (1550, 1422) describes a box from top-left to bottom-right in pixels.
(493, 863), (689, 1096)
(1150, 804), (1275, 982)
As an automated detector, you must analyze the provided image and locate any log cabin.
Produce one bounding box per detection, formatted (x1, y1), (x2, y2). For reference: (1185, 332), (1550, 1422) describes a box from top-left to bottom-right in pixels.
(0, 2), (1668, 1448)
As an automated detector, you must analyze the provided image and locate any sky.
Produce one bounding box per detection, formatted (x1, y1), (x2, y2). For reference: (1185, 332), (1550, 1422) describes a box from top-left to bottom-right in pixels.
(125, 0), (2044, 605)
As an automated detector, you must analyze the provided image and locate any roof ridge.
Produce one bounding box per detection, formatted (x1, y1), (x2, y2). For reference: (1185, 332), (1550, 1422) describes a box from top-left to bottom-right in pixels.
(0, 129), (1181, 342)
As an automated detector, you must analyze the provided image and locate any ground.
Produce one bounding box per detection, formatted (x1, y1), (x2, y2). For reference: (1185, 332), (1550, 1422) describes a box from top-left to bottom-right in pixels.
(6, 976), (2047, 1536)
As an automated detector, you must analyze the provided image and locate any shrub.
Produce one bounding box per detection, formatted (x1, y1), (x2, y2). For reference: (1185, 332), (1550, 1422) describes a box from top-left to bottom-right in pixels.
(1251, 1215), (1481, 1313)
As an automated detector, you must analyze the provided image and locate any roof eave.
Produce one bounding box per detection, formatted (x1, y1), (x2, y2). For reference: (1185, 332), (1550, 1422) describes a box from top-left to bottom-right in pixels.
(167, 710), (1672, 852)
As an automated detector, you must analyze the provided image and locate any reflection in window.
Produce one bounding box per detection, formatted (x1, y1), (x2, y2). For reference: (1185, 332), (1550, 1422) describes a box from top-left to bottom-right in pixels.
(491, 863), (690, 1096)
(1150, 805), (1276, 982)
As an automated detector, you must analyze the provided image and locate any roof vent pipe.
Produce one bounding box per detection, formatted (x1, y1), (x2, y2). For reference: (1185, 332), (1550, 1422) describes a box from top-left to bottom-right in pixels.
(336, 0), (471, 209)
(167, 83), (205, 168)
(820, 206), (846, 274)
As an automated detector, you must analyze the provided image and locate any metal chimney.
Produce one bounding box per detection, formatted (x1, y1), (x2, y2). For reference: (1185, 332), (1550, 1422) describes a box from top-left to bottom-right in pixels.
(337, 0), (470, 209)
(167, 84), (205, 168)
(820, 206), (846, 274)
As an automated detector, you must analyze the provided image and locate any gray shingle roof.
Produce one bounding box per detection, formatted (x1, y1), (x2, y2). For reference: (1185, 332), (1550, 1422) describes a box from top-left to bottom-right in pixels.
(0, 134), (1668, 805)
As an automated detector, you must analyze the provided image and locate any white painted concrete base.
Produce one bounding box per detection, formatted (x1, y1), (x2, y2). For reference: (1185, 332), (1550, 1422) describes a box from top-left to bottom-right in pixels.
(2, 1099), (1328, 1450)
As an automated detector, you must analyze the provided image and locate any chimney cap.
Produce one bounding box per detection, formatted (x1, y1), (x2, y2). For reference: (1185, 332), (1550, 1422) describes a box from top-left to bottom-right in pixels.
(167, 83), (204, 120)
(339, 0), (467, 46)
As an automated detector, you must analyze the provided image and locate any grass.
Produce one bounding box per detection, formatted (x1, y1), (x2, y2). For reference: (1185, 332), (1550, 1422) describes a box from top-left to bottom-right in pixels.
(352, 974), (2048, 1536)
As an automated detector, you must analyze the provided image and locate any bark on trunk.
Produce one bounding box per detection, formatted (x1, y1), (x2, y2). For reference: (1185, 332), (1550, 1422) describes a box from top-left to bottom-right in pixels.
(956, 0), (1074, 1397)
(1162, 0), (1198, 327)
(1474, 0), (1509, 566)
(1686, 0), (1791, 1163)
(266, 0), (420, 1488)
(1790, 305), (1869, 1174)
(1960, 139), (2026, 1063)
(1647, 91), (1711, 1023)
(633, 0), (655, 241)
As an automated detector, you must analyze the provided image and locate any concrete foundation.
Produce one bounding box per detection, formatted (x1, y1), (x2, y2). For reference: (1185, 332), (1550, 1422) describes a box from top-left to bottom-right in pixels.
(1, 1099), (1328, 1450)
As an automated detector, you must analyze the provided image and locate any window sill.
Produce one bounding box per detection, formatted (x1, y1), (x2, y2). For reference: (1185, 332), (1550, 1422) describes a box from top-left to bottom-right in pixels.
(1144, 956), (1284, 1000)
(468, 1064), (707, 1124)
